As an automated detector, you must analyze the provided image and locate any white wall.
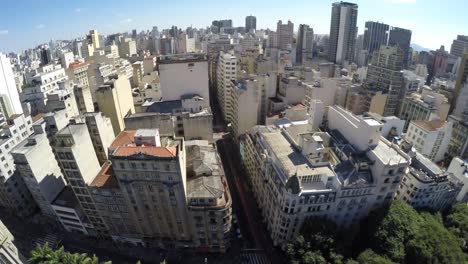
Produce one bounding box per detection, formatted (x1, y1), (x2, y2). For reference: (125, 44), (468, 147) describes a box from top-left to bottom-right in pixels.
(0, 53), (23, 115)
(159, 61), (209, 102)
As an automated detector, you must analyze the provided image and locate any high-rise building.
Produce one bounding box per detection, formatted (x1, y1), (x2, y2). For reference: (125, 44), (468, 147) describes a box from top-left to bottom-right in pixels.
(87, 29), (100, 49)
(388, 27), (412, 68)
(108, 129), (191, 247)
(450, 35), (468, 57)
(0, 53), (23, 117)
(365, 45), (405, 116)
(452, 53), (468, 115)
(40, 47), (52, 66)
(276, 20), (294, 50)
(95, 73), (135, 135)
(217, 52), (237, 120)
(296, 24), (314, 64)
(84, 112), (115, 165)
(12, 132), (66, 219)
(54, 124), (105, 236)
(328, 2), (358, 64)
(432, 45), (449, 77)
(245, 15), (257, 32)
(363, 21), (389, 58)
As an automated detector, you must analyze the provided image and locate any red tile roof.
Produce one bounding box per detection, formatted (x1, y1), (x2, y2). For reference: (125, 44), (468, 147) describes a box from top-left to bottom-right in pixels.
(111, 130), (136, 148)
(90, 162), (119, 189)
(32, 113), (46, 123)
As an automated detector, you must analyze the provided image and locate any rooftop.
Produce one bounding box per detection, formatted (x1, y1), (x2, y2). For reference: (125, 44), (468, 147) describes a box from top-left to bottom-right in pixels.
(110, 130), (178, 158)
(89, 162), (119, 189)
(146, 100), (182, 113)
(412, 120), (447, 132)
(158, 53), (207, 64)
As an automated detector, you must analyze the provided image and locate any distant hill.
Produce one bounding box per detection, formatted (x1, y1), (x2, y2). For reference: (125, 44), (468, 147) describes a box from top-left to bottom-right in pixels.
(411, 43), (431, 52)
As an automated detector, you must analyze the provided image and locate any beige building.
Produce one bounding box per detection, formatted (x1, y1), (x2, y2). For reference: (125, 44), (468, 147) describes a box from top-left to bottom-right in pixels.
(404, 120), (452, 162)
(108, 129), (191, 248)
(95, 74), (135, 135)
(84, 112), (115, 165)
(217, 52), (237, 120)
(185, 141), (232, 252)
(65, 61), (90, 87)
(0, 220), (26, 264)
(73, 84), (94, 113)
(54, 124), (105, 236)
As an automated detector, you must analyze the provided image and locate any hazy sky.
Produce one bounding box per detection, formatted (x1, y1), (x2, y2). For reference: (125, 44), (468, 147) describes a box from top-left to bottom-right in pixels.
(0, 0), (466, 53)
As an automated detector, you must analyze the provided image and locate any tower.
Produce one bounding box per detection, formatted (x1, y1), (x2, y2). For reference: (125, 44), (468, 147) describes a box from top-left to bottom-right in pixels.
(328, 1), (358, 64)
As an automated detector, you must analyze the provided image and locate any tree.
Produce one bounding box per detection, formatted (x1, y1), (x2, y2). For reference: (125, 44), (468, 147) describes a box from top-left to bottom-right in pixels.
(356, 249), (393, 264)
(286, 235), (326, 264)
(29, 243), (112, 264)
(372, 200), (421, 262)
(445, 203), (468, 250)
(406, 213), (467, 264)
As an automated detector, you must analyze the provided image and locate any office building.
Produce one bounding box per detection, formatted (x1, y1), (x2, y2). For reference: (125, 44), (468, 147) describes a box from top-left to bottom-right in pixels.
(388, 27), (412, 68)
(276, 20), (294, 50)
(447, 115), (468, 159)
(404, 120), (452, 162)
(363, 21), (389, 58)
(398, 152), (461, 210)
(432, 45), (449, 77)
(0, 220), (26, 264)
(245, 15), (257, 32)
(12, 132), (66, 218)
(60, 51), (74, 69)
(0, 53), (23, 116)
(160, 37), (175, 55)
(450, 35), (468, 57)
(296, 24), (314, 64)
(158, 54), (209, 104)
(365, 45), (405, 116)
(95, 73), (135, 135)
(117, 38), (137, 58)
(328, 2), (358, 64)
(40, 47), (52, 66)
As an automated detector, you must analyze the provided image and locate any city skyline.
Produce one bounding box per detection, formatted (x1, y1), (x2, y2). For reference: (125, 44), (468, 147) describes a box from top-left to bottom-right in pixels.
(0, 0), (467, 52)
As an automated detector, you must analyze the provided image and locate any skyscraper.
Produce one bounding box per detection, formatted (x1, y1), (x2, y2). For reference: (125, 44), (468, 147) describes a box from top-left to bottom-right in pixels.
(87, 29), (100, 49)
(328, 1), (358, 64)
(363, 21), (389, 56)
(388, 27), (412, 68)
(276, 20), (294, 50)
(296, 24), (314, 64)
(365, 45), (405, 116)
(245, 15), (257, 32)
(0, 53), (23, 116)
(40, 47), (52, 66)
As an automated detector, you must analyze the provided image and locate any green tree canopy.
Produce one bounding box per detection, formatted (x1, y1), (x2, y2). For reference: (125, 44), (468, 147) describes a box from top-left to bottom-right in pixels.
(356, 249), (394, 264)
(29, 243), (112, 264)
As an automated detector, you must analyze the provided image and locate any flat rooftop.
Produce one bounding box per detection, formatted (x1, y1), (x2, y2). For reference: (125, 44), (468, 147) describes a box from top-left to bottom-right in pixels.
(158, 53), (207, 64)
(371, 139), (409, 166)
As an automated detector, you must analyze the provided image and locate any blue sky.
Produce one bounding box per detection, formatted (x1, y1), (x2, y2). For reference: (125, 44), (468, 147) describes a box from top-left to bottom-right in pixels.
(0, 0), (466, 53)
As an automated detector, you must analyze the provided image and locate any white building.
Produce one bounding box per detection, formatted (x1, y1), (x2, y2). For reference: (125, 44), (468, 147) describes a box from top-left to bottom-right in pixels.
(217, 52), (237, 120)
(364, 112), (405, 140)
(158, 54), (209, 103)
(0, 220), (26, 263)
(404, 120), (452, 162)
(12, 132), (66, 218)
(398, 152), (461, 210)
(60, 51), (74, 69)
(227, 78), (262, 137)
(447, 157), (468, 202)
(21, 64), (67, 115)
(84, 112), (115, 165)
(0, 53), (23, 116)
(241, 106), (410, 247)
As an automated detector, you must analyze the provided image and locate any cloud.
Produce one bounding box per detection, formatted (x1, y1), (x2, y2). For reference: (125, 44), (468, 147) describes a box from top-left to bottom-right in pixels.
(120, 18), (133, 23)
(75, 8), (82, 12)
(35, 24), (45, 29)
(0, 30), (8, 35)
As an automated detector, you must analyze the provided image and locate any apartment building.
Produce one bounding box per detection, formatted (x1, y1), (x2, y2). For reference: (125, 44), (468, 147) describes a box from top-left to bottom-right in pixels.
(404, 120), (452, 162)
(398, 152), (461, 210)
(240, 106), (410, 247)
(54, 124), (105, 236)
(447, 157), (468, 202)
(83, 112), (115, 165)
(51, 186), (92, 235)
(12, 132), (65, 218)
(217, 52), (237, 120)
